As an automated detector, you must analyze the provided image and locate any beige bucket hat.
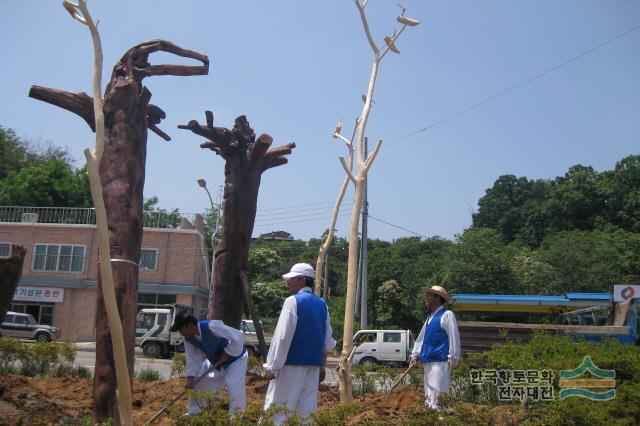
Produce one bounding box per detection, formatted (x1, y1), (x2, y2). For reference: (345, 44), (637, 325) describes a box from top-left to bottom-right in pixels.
(422, 285), (452, 302)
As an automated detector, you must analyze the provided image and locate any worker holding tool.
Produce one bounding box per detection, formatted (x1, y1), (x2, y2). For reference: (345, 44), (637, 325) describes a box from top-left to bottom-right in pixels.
(263, 263), (336, 425)
(171, 313), (248, 416)
(411, 285), (461, 410)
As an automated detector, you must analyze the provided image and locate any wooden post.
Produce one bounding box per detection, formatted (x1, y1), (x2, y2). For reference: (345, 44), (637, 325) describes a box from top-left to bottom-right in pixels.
(0, 245), (26, 323)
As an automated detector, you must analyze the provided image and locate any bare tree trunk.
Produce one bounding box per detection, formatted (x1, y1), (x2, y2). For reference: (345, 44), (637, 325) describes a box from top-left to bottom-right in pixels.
(180, 115), (295, 328)
(30, 36), (207, 423)
(0, 246), (26, 324)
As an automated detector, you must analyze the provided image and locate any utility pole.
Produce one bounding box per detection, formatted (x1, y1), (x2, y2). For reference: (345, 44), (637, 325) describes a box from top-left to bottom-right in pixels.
(359, 138), (369, 329)
(197, 178), (222, 318)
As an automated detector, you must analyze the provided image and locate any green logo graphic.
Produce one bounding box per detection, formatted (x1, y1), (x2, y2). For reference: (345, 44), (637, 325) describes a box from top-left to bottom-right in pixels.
(559, 356), (615, 400)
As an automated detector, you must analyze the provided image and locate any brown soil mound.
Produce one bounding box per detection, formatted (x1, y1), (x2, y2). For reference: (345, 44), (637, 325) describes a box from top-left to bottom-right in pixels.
(0, 373), (423, 425)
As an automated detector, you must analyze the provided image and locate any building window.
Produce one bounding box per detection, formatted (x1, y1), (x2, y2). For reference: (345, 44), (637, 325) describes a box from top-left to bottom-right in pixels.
(33, 244), (85, 272)
(0, 242), (11, 258)
(137, 293), (176, 311)
(140, 248), (158, 271)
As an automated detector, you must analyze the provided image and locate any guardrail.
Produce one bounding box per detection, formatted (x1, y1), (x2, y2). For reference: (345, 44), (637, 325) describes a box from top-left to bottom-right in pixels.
(0, 206), (198, 229)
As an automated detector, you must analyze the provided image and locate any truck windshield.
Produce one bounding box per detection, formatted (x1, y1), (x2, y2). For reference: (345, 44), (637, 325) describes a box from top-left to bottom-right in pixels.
(136, 313), (155, 328)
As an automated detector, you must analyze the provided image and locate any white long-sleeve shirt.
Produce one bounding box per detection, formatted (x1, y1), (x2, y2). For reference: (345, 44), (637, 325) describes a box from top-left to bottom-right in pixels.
(184, 319), (245, 377)
(263, 287), (336, 376)
(411, 305), (461, 364)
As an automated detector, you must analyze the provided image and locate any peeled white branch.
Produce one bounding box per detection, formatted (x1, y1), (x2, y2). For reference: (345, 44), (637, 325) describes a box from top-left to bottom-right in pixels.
(68, 1), (133, 424)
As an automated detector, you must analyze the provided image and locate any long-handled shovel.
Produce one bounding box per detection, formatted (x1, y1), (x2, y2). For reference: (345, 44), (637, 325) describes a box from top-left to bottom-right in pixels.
(145, 360), (222, 424)
(384, 361), (417, 402)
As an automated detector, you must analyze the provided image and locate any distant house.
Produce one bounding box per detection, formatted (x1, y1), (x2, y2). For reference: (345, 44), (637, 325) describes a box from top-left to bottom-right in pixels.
(257, 231), (294, 241)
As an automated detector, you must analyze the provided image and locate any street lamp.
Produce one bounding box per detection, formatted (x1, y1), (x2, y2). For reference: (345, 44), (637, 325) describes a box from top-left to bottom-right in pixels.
(197, 177), (221, 317)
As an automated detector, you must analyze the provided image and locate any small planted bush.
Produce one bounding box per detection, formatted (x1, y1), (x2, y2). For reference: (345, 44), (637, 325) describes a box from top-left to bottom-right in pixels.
(170, 352), (186, 378)
(137, 367), (162, 382)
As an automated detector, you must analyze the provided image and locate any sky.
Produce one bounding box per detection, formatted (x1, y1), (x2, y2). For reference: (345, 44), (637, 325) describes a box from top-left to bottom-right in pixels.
(1, 1), (639, 242)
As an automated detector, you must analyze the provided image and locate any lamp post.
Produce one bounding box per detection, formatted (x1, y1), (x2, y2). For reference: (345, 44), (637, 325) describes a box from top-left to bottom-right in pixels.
(197, 177), (221, 317)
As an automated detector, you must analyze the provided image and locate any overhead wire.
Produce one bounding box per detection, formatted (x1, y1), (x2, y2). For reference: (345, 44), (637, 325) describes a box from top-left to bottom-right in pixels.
(386, 22), (640, 147)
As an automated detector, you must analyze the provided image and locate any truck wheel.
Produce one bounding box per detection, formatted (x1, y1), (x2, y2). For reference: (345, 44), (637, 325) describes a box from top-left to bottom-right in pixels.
(142, 342), (163, 358)
(35, 332), (51, 342)
(359, 357), (376, 367)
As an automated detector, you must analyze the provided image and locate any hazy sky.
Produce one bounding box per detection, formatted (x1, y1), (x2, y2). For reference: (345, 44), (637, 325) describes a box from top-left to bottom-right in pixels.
(1, 1), (638, 242)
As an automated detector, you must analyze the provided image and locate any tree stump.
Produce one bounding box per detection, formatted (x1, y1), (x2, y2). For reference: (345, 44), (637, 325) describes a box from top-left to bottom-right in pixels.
(179, 113), (295, 327)
(0, 245), (26, 324)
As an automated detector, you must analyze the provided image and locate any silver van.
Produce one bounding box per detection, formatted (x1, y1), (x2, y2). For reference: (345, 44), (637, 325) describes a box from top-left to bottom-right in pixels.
(0, 311), (59, 342)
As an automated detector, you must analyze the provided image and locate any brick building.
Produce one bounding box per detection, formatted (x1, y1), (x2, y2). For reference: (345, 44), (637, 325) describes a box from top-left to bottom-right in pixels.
(0, 207), (210, 341)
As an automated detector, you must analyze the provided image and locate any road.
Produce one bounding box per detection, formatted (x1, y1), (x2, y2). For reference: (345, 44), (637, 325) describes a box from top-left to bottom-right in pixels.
(75, 350), (175, 379)
(74, 347), (340, 385)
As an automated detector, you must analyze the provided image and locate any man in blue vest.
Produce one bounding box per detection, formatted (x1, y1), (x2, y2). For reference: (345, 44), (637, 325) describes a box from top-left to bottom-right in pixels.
(263, 263), (336, 425)
(410, 285), (461, 410)
(171, 313), (248, 416)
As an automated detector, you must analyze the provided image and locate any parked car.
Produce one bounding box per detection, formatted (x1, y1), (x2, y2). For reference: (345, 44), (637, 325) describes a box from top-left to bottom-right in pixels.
(0, 311), (59, 342)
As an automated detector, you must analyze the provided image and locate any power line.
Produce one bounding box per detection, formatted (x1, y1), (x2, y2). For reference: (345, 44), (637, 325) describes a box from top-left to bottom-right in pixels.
(254, 212), (351, 228)
(367, 214), (428, 238)
(255, 203), (353, 218)
(386, 22), (640, 147)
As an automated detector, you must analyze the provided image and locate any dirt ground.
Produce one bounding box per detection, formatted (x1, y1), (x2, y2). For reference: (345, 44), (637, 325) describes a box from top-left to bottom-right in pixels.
(0, 373), (424, 425)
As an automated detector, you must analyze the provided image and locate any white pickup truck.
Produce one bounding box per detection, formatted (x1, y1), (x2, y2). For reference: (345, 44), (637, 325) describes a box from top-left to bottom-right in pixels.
(240, 319), (272, 357)
(352, 329), (414, 366)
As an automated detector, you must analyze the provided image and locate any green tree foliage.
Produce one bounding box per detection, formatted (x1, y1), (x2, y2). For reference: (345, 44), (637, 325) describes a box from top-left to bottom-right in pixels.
(473, 155), (640, 247)
(250, 280), (289, 323)
(534, 228), (640, 293)
(142, 196), (181, 228)
(375, 279), (402, 324)
(0, 159), (91, 207)
(472, 174), (551, 247)
(0, 126), (90, 207)
(445, 228), (518, 294)
(248, 248), (284, 283)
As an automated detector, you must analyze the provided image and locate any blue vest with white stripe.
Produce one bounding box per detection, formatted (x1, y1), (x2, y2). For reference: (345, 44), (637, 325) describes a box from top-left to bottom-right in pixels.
(185, 320), (245, 370)
(420, 308), (449, 363)
(285, 290), (327, 366)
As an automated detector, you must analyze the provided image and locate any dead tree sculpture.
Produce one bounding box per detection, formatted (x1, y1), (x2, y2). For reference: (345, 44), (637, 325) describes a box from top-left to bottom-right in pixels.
(29, 40), (208, 423)
(0, 245), (26, 324)
(179, 113), (295, 327)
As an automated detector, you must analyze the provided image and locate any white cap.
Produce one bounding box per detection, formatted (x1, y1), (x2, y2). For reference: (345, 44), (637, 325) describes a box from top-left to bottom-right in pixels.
(282, 263), (315, 279)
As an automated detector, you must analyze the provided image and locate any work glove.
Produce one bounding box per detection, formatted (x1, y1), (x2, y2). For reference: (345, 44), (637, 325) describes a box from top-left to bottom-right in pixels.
(319, 367), (326, 384)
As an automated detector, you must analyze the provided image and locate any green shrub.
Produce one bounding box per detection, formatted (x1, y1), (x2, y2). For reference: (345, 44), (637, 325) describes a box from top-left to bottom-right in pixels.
(137, 367), (162, 382)
(0, 336), (23, 373)
(171, 353), (186, 378)
(247, 353), (266, 376)
(19, 341), (59, 376)
(311, 403), (360, 425)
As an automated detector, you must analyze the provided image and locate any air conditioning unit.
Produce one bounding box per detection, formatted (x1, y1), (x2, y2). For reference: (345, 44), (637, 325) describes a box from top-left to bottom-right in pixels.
(21, 213), (38, 223)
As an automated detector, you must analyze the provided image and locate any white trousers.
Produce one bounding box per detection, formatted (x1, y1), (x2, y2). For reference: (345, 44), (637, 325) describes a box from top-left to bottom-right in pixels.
(422, 361), (450, 410)
(188, 351), (248, 416)
(264, 365), (321, 425)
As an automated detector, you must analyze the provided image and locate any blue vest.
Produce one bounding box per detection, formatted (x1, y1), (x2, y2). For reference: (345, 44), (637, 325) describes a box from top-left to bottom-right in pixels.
(420, 308), (449, 363)
(186, 320), (245, 370)
(285, 290), (327, 366)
